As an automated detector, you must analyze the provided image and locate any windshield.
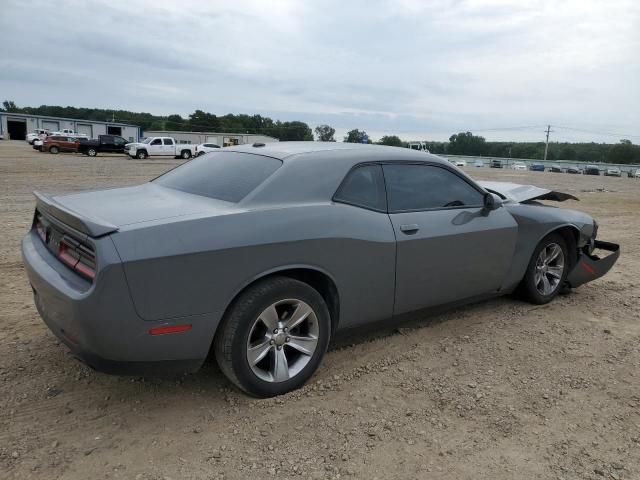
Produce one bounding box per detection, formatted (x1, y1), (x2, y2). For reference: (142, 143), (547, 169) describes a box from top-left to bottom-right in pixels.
(142, 137), (152, 144)
(154, 152), (282, 202)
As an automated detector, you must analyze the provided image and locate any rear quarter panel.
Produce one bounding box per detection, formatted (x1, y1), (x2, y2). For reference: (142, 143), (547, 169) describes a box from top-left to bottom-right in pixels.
(111, 204), (397, 332)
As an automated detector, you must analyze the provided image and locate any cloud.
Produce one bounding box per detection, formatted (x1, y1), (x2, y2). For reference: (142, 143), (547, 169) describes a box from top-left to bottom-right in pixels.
(0, 0), (638, 142)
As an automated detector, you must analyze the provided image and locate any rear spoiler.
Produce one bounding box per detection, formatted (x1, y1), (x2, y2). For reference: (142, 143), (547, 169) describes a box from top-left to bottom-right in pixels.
(34, 191), (119, 238)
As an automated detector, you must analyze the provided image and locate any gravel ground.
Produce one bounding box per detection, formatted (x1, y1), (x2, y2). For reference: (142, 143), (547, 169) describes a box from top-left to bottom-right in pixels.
(1, 140), (639, 480)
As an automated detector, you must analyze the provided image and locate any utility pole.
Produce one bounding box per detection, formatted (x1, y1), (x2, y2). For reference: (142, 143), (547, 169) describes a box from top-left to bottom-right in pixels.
(543, 124), (553, 161)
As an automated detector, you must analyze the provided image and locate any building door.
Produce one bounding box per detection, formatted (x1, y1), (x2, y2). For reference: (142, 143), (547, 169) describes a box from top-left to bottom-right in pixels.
(77, 124), (93, 138)
(41, 121), (59, 132)
(7, 119), (27, 140)
(107, 126), (122, 136)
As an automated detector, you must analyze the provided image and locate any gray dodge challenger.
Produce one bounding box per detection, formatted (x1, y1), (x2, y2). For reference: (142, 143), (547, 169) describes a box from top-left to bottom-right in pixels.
(22, 142), (619, 397)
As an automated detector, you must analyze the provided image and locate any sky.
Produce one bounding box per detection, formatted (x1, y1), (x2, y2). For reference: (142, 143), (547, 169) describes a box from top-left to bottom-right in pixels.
(0, 0), (638, 143)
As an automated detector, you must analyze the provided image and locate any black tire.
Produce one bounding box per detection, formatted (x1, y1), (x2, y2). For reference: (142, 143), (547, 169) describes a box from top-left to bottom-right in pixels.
(519, 232), (569, 305)
(197, 151), (206, 156)
(136, 150), (148, 159)
(181, 150), (192, 159)
(49, 146), (59, 154)
(87, 148), (97, 157)
(214, 277), (331, 397)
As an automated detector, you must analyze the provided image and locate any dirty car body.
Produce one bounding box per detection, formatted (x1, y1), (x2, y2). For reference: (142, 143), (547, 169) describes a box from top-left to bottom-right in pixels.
(22, 143), (619, 389)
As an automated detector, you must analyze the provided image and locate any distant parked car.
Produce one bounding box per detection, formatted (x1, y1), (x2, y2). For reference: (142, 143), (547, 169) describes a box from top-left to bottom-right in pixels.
(604, 167), (621, 177)
(195, 143), (222, 156)
(125, 137), (196, 159)
(636, 170), (640, 178)
(51, 129), (88, 139)
(474, 159), (484, 167)
(529, 163), (545, 172)
(550, 165), (563, 173)
(511, 162), (527, 171)
(567, 166), (581, 174)
(78, 135), (129, 156)
(454, 159), (467, 167)
(584, 165), (600, 176)
(490, 159), (503, 168)
(26, 129), (49, 144)
(42, 136), (80, 154)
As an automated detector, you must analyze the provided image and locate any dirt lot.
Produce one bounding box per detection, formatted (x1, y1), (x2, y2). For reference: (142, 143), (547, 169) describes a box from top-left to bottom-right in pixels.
(1, 140), (639, 480)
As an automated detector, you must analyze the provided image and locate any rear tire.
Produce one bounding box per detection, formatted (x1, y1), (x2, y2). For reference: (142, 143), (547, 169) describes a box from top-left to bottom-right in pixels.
(214, 277), (331, 397)
(519, 232), (569, 304)
(87, 148), (97, 157)
(181, 150), (192, 159)
(49, 146), (59, 154)
(136, 150), (148, 159)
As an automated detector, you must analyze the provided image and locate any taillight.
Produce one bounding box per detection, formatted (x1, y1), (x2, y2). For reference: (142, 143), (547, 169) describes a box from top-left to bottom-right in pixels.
(58, 235), (96, 280)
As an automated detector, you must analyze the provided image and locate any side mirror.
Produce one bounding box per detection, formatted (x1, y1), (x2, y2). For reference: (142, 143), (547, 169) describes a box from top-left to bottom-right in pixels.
(483, 192), (502, 210)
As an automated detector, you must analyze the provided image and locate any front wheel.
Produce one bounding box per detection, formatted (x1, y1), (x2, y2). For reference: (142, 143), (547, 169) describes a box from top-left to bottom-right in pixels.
(519, 232), (569, 304)
(136, 150), (148, 159)
(214, 277), (331, 397)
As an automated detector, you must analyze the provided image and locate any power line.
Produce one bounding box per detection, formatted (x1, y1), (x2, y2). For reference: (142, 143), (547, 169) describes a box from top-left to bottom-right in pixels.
(554, 125), (640, 140)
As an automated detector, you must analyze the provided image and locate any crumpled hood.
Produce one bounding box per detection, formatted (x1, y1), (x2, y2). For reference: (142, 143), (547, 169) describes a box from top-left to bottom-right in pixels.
(478, 181), (579, 203)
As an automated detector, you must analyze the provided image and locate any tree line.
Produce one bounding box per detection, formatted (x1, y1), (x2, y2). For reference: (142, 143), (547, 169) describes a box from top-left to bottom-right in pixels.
(337, 128), (638, 164)
(2, 101), (637, 163)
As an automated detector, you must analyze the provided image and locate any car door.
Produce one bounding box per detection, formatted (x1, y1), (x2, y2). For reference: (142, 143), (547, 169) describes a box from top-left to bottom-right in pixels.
(148, 138), (163, 155)
(100, 135), (114, 152)
(162, 138), (175, 156)
(383, 162), (518, 315)
(111, 136), (126, 153)
(64, 137), (76, 152)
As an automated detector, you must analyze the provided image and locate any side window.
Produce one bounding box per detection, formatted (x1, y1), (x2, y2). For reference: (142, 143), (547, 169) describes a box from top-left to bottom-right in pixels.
(113, 137), (124, 145)
(163, 138), (174, 145)
(334, 164), (387, 212)
(383, 164), (484, 212)
(150, 138), (162, 145)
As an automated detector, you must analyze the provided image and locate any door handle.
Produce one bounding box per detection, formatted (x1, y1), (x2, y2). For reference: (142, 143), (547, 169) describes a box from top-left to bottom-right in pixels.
(400, 224), (419, 234)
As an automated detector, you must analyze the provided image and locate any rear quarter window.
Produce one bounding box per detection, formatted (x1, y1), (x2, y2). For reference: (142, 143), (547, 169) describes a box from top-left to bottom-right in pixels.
(153, 152), (282, 203)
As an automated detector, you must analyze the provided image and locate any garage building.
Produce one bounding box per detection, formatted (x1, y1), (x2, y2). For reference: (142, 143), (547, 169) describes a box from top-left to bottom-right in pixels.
(0, 113), (141, 142)
(143, 130), (279, 146)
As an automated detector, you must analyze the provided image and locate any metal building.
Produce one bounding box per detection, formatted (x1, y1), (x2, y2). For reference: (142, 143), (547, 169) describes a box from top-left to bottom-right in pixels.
(143, 130), (279, 146)
(0, 112), (141, 142)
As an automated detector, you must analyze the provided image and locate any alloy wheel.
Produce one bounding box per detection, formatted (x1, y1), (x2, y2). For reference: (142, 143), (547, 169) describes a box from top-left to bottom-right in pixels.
(534, 243), (565, 295)
(246, 299), (319, 383)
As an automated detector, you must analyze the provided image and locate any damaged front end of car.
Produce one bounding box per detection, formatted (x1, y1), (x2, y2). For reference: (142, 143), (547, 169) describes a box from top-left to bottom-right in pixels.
(478, 181), (621, 288)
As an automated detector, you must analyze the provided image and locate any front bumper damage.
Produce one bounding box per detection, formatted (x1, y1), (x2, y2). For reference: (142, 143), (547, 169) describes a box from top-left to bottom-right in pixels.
(567, 240), (620, 288)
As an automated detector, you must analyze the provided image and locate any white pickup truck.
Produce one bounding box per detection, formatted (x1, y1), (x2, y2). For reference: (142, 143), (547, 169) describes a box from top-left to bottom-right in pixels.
(125, 137), (196, 159)
(51, 129), (89, 139)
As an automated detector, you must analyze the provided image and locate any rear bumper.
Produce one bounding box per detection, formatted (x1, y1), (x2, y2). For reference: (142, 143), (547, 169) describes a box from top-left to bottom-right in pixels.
(22, 230), (209, 375)
(567, 240), (620, 288)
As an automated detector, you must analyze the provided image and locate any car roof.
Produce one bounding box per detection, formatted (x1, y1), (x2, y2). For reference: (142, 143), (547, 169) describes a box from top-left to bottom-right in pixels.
(227, 141), (449, 165)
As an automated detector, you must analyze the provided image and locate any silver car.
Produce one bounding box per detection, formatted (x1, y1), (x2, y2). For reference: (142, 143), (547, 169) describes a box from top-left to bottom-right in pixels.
(22, 143), (619, 397)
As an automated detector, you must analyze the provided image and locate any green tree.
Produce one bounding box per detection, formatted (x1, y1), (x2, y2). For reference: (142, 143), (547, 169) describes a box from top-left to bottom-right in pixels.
(188, 110), (220, 132)
(378, 135), (403, 147)
(314, 124), (336, 142)
(166, 114), (187, 131)
(344, 129), (370, 143)
(559, 145), (577, 160)
(607, 139), (640, 164)
(447, 132), (487, 155)
(2, 100), (18, 112)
